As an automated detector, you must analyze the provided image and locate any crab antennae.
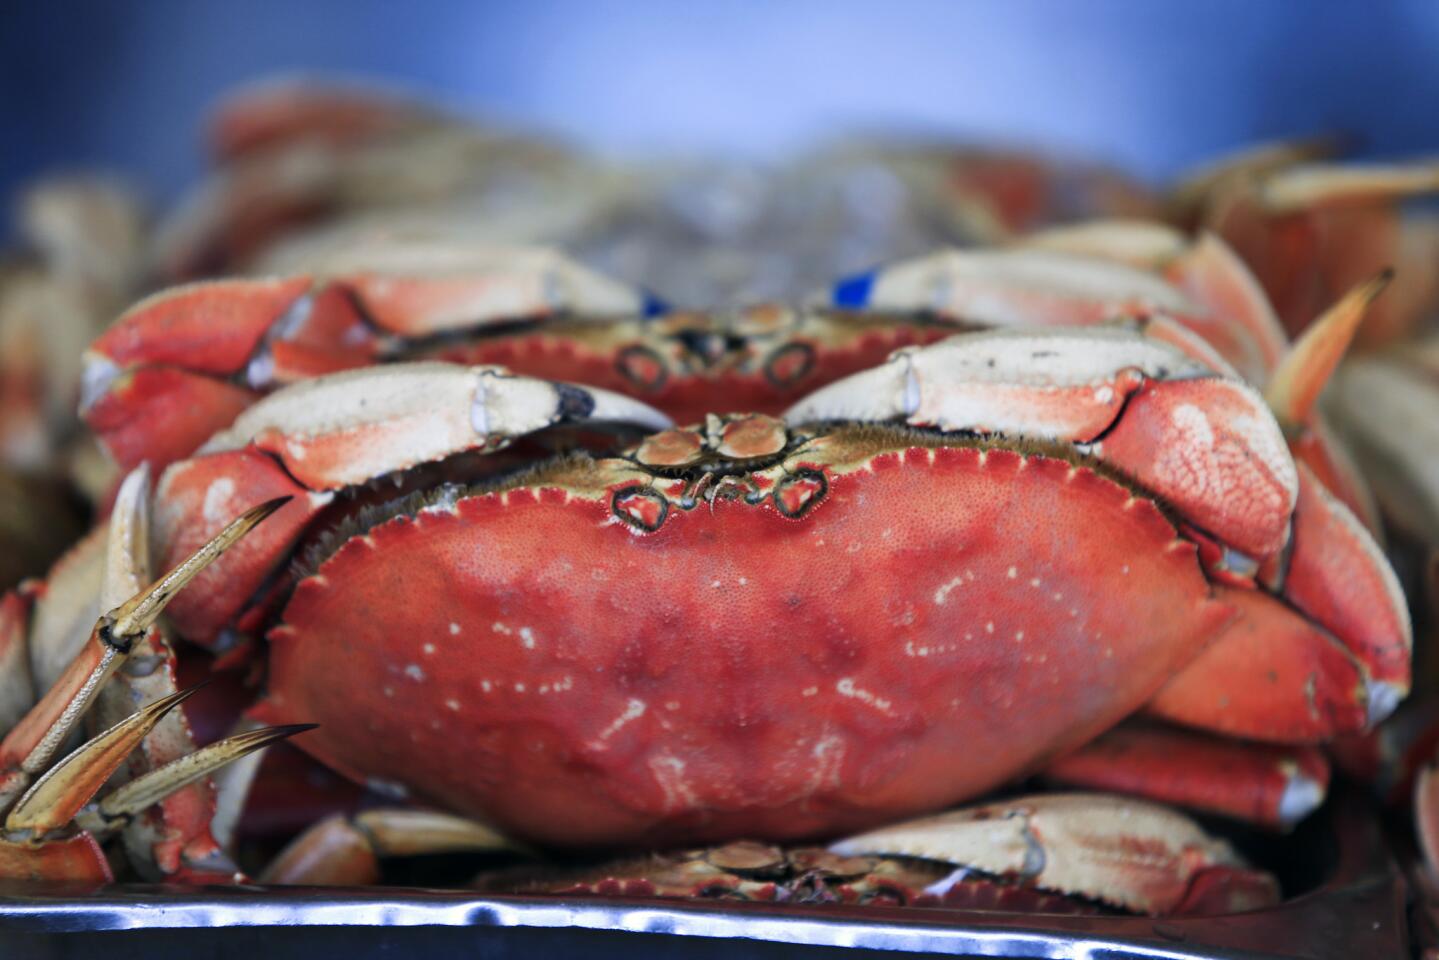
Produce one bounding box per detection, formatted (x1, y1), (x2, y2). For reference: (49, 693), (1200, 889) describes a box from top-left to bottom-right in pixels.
(75, 724), (316, 839)
(4, 686), (204, 834)
(1265, 271), (1391, 428)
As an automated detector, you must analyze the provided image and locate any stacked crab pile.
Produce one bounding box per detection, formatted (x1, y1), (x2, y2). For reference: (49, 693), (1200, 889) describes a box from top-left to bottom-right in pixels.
(2, 78), (1438, 920)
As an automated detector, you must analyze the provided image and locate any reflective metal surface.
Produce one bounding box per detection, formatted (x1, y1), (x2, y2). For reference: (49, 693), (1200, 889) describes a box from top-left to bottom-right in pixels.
(0, 791), (1411, 958)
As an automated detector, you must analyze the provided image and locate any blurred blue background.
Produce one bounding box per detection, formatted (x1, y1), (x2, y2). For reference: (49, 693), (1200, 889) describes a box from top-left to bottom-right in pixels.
(3, 0), (1439, 207)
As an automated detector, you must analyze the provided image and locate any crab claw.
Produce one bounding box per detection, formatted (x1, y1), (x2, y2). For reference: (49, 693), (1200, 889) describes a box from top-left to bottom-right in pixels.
(82, 250), (655, 475)
(152, 363), (671, 644)
(787, 327), (1408, 741)
(1267, 272), (1390, 431)
(197, 362), (670, 490)
(786, 327), (1296, 559)
(829, 792), (1279, 916)
(820, 248), (1198, 329)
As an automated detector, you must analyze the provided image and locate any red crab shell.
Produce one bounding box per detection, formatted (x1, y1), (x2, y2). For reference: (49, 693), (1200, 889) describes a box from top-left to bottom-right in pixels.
(254, 428), (1231, 848)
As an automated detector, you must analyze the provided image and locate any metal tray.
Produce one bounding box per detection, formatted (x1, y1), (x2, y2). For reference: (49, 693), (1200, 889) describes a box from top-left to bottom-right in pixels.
(0, 791), (1410, 959)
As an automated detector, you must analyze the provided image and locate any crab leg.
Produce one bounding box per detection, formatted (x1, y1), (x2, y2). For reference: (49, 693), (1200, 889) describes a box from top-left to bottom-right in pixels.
(1016, 219), (1189, 269)
(3, 687), (201, 835)
(1168, 136), (1339, 221)
(1265, 273), (1389, 532)
(830, 793), (1279, 916)
(1205, 159), (1439, 344)
(0, 496), (288, 810)
(73, 723), (313, 840)
(260, 809), (519, 886)
(1160, 233), (1289, 385)
(1042, 723), (1329, 830)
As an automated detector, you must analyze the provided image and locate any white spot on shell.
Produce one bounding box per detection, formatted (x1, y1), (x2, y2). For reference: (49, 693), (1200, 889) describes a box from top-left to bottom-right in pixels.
(445, 698), (461, 711)
(649, 753), (697, 811)
(449, 622), (461, 635)
(423, 643), (436, 655)
(404, 664), (425, 682)
(933, 575), (965, 605)
(592, 698), (647, 746)
(201, 478), (237, 526)
(1006, 566), (1017, 579)
(491, 621), (511, 635)
(519, 626), (536, 649)
(836, 677), (893, 714)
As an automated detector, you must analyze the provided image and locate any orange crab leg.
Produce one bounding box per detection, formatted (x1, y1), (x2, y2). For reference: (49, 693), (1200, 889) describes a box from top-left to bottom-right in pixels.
(1275, 464), (1411, 705)
(260, 809), (516, 886)
(1265, 274), (1391, 533)
(1042, 723), (1329, 829)
(1147, 586), (1368, 742)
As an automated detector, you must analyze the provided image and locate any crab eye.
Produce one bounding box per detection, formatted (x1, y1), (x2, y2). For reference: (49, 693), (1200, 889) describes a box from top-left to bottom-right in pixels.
(611, 486), (669, 532)
(616, 344), (668, 391)
(773, 469), (828, 518)
(764, 342), (816, 388)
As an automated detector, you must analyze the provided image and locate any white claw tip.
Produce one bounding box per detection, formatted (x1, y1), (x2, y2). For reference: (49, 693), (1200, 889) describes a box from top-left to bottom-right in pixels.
(1366, 680), (1403, 729)
(1277, 772), (1325, 828)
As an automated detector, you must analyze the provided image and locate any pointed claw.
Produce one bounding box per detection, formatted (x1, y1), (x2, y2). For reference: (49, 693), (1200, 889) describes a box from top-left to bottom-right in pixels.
(107, 495), (290, 647)
(1169, 136), (1341, 218)
(0, 496), (286, 811)
(5, 686), (203, 834)
(259, 808), (520, 885)
(352, 808), (519, 858)
(1266, 272), (1392, 428)
(1259, 162), (1439, 214)
(84, 724), (314, 834)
